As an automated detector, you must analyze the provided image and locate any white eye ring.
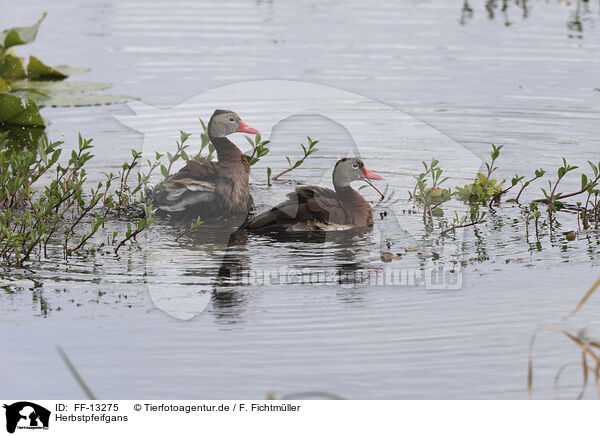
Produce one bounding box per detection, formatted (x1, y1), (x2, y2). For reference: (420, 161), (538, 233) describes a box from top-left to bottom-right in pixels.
(229, 117), (235, 122)
(352, 162), (360, 169)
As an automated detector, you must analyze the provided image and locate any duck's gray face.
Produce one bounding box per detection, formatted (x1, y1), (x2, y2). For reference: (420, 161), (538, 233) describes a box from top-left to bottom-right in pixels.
(333, 158), (383, 186)
(208, 110), (259, 138)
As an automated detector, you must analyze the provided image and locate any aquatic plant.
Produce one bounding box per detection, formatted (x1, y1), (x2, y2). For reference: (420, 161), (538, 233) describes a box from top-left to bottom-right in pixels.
(454, 174), (504, 204)
(513, 168), (546, 203)
(441, 205), (487, 236)
(158, 131), (192, 178)
(409, 159), (451, 223)
(245, 133), (271, 167)
(455, 144), (505, 203)
(271, 136), (319, 181)
(176, 121), (319, 187)
(0, 12), (135, 146)
(540, 158), (578, 213)
(409, 144), (600, 239)
(0, 133), (154, 266)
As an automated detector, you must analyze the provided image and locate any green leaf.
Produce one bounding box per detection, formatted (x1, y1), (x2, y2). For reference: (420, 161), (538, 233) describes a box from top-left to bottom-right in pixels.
(432, 208), (444, 217)
(0, 53), (27, 81)
(0, 77), (9, 91)
(11, 77), (117, 94)
(0, 12), (47, 50)
(51, 65), (90, 76)
(26, 55), (68, 80)
(37, 141), (47, 164)
(0, 93), (44, 126)
(13, 81), (137, 107)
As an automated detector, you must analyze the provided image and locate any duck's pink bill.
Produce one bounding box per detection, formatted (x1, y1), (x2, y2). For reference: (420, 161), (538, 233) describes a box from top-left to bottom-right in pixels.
(362, 167), (383, 180)
(237, 121), (259, 134)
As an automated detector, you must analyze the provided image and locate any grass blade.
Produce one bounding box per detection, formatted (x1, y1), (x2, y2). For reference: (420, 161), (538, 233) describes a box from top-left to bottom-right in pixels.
(56, 344), (97, 400)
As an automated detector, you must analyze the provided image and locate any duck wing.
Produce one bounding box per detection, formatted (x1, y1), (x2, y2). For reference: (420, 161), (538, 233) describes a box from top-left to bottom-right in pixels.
(243, 186), (349, 232)
(152, 158), (219, 214)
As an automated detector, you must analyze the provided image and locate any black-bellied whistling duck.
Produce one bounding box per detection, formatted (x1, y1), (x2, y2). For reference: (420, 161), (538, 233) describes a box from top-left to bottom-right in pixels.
(242, 158), (383, 232)
(152, 109), (259, 220)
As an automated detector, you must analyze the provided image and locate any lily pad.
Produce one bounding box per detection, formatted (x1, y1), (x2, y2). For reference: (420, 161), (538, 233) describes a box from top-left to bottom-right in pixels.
(0, 124), (45, 150)
(11, 79), (112, 94)
(10, 79), (137, 107)
(0, 12), (47, 51)
(27, 56), (68, 80)
(0, 93), (45, 127)
(0, 77), (9, 92)
(0, 53), (26, 82)
(38, 93), (138, 107)
(53, 65), (90, 76)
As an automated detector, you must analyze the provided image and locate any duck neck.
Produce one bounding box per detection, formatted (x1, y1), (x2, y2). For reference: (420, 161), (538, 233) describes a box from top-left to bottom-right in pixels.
(333, 180), (358, 201)
(210, 135), (243, 164)
(334, 178), (371, 209)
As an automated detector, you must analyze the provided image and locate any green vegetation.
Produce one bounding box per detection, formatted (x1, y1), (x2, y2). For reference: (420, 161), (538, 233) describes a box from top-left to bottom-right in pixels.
(409, 158), (451, 221)
(245, 133), (271, 167)
(173, 119), (318, 187)
(411, 144), (600, 238)
(455, 145), (505, 203)
(270, 136), (319, 183)
(0, 112), (322, 267)
(0, 13), (135, 148)
(0, 133), (155, 266)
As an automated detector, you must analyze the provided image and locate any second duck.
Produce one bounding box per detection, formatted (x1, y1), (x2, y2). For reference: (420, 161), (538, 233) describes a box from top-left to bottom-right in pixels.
(242, 158), (383, 232)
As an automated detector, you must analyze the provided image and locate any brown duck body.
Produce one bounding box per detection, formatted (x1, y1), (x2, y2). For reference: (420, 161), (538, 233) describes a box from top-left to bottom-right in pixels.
(152, 137), (252, 220)
(243, 184), (373, 232)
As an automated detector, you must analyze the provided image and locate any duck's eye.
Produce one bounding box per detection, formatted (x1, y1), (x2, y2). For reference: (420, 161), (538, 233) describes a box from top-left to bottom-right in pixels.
(352, 162), (360, 169)
(229, 117), (235, 122)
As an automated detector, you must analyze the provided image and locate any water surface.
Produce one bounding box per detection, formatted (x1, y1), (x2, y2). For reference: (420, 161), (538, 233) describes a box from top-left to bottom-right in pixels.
(1, 0), (600, 399)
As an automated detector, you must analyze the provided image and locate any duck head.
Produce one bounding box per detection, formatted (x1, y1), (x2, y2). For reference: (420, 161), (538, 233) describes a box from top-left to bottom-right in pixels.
(208, 109), (259, 138)
(333, 158), (383, 187)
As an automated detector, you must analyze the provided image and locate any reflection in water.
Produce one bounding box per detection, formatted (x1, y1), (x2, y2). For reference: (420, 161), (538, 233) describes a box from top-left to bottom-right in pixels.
(172, 223), (381, 323)
(451, 203), (600, 265)
(460, 0), (595, 35)
(566, 0), (590, 34)
(460, 0), (529, 26)
(210, 233), (251, 324)
(486, 0), (529, 22)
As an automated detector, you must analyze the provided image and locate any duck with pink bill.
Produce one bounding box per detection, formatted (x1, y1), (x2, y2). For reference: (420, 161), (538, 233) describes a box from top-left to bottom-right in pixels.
(152, 109), (259, 220)
(241, 158), (384, 232)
